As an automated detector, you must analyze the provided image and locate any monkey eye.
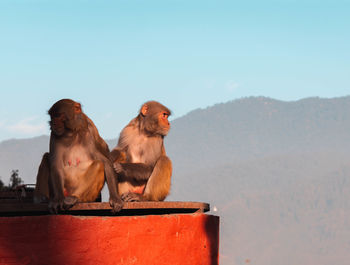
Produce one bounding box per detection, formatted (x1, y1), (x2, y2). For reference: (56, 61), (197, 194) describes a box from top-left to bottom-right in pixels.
(162, 112), (168, 118)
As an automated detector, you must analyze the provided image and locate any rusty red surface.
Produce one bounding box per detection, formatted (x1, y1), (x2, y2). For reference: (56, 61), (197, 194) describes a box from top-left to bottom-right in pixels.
(0, 213), (219, 265)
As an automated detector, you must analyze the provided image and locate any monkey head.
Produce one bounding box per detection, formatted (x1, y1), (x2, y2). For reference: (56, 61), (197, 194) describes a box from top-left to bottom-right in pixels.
(139, 101), (171, 137)
(48, 99), (88, 136)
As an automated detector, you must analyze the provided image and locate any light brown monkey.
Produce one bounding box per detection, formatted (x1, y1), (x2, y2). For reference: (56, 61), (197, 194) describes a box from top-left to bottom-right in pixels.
(34, 99), (123, 213)
(110, 101), (172, 201)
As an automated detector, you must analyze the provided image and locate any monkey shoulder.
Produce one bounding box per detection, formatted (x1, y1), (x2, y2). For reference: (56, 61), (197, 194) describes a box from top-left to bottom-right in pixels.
(84, 122), (109, 155)
(117, 125), (140, 149)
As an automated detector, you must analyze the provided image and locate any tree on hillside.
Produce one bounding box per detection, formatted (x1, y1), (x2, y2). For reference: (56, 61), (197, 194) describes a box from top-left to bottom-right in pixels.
(9, 169), (23, 189)
(0, 178), (4, 190)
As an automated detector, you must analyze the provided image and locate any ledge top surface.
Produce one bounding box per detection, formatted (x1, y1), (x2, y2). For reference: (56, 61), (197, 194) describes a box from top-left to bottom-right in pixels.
(0, 201), (210, 216)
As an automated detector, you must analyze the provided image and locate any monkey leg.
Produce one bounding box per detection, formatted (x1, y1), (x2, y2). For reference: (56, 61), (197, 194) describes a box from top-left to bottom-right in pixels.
(34, 153), (50, 203)
(67, 160), (105, 205)
(143, 156), (172, 201)
(122, 156), (172, 202)
(120, 184), (146, 202)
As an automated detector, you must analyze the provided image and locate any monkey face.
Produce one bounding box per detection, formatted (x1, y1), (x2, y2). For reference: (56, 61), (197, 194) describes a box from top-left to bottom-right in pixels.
(140, 101), (171, 137)
(142, 111), (170, 137)
(158, 111), (170, 136)
(48, 99), (88, 136)
(50, 113), (66, 136)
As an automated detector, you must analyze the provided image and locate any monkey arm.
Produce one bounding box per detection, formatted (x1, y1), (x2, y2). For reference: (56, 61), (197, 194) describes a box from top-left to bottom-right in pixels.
(114, 162), (154, 182)
(92, 147), (123, 212)
(110, 148), (127, 163)
(47, 157), (67, 213)
(48, 167), (65, 198)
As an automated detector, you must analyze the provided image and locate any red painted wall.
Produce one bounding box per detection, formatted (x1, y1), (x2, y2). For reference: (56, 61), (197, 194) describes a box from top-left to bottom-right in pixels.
(0, 214), (219, 265)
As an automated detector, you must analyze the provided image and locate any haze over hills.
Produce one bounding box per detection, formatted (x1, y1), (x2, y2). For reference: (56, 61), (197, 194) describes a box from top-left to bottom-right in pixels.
(1, 96), (350, 265)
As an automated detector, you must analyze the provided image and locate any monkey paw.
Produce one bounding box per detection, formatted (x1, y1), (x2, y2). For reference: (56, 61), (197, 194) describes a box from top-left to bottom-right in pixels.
(113, 162), (124, 174)
(48, 199), (64, 214)
(63, 196), (78, 210)
(109, 196), (124, 213)
(121, 192), (143, 202)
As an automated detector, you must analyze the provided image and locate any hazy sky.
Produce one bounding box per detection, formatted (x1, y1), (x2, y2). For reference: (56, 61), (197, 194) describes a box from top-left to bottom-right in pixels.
(1, 0), (349, 141)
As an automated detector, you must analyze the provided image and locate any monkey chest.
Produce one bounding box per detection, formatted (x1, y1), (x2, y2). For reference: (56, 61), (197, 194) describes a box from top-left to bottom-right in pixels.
(128, 138), (162, 164)
(61, 145), (93, 182)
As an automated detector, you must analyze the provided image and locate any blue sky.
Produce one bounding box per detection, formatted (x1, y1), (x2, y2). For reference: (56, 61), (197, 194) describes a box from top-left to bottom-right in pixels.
(0, 0), (349, 141)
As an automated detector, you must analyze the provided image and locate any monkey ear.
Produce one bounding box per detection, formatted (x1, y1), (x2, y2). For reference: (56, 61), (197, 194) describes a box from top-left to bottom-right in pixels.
(141, 104), (148, 116)
(74, 103), (82, 113)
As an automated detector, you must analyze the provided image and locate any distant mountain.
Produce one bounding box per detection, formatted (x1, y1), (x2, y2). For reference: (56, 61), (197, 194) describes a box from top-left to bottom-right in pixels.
(167, 96), (350, 170)
(1, 96), (350, 265)
(0, 135), (48, 185)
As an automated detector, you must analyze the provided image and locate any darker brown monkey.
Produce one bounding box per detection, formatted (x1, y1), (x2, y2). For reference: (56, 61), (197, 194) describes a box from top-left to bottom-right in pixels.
(34, 99), (123, 213)
(110, 101), (172, 202)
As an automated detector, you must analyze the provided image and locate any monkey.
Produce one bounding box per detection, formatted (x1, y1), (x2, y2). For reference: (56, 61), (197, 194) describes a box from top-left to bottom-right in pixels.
(34, 99), (123, 213)
(110, 101), (172, 202)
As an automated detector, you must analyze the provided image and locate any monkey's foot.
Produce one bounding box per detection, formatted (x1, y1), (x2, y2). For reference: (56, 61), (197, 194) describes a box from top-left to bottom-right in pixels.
(121, 192), (144, 202)
(109, 196), (124, 213)
(63, 196), (78, 210)
(48, 199), (64, 214)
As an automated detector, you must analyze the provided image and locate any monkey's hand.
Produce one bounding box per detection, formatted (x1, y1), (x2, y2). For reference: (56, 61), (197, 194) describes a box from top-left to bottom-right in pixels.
(48, 197), (64, 214)
(113, 162), (124, 175)
(109, 195), (124, 213)
(63, 196), (78, 210)
(110, 149), (127, 163)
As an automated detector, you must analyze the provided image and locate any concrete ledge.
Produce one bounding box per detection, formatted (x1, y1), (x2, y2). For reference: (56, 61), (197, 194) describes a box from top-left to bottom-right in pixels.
(0, 201), (209, 216)
(0, 213), (219, 265)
